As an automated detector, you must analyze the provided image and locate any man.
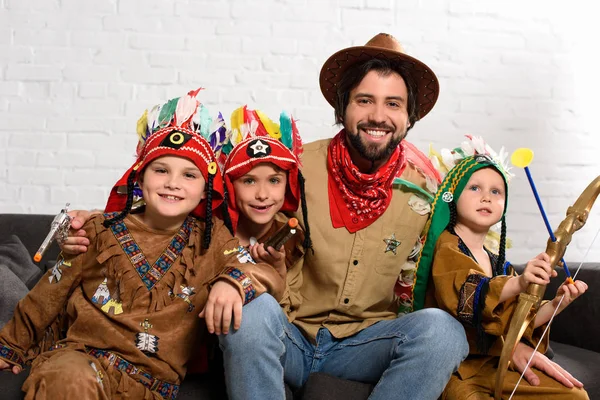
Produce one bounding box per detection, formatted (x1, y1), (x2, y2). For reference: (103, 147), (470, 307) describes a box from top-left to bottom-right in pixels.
(217, 33), (467, 400)
(64, 33), (584, 399)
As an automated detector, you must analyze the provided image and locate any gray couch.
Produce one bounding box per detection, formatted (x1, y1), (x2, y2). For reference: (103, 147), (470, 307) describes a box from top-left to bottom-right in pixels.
(1, 213), (599, 399)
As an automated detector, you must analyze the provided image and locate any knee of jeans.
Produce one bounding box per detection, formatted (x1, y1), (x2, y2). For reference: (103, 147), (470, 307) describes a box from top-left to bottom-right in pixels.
(218, 293), (283, 348)
(419, 308), (468, 358)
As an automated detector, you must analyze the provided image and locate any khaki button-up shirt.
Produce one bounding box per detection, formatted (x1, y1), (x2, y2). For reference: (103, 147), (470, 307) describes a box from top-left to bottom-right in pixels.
(288, 139), (430, 342)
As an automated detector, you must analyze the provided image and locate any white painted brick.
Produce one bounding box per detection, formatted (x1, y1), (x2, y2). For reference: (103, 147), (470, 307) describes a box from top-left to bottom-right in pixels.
(7, 150), (38, 167)
(5, 0), (60, 11)
(37, 151), (96, 168)
(92, 49), (147, 67)
(235, 71), (291, 88)
(159, 17), (218, 35)
(50, 186), (79, 204)
(34, 48), (94, 65)
(341, 9), (394, 25)
(45, 15), (104, 31)
(365, 0), (392, 9)
(242, 37), (297, 56)
(19, 186), (50, 205)
(13, 29), (68, 47)
(78, 186), (110, 205)
(0, 117), (45, 132)
(70, 31), (125, 48)
(48, 82), (77, 99)
(0, 203), (27, 213)
(64, 168), (122, 187)
(0, 81), (19, 96)
(175, 1), (231, 19)
(262, 56), (319, 73)
(63, 66), (119, 83)
(0, 182), (18, 201)
(6, 65), (62, 82)
(230, 2), (284, 21)
(0, 46), (34, 63)
(148, 52), (207, 69)
(216, 21), (271, 37)
(272, 22), (330, 40)
(0, 29), (11, 45)
(61, 0), (117, 14)
(67, 133), (117, 151)
(79, 83), (107, 98)
(9, 133), (66, 150)
(129, 34), (186, 51)
(121, 68), (177, 85)
(186, 36), (242, 54)
(8, 168), (64, 185)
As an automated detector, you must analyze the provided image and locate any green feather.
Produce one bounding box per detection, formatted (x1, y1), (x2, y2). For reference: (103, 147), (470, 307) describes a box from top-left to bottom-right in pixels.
(199, 104), (212, 140)
(158, 97), (179, 128)
(392, 178), (434, 203)
(279, 111), (293, 150)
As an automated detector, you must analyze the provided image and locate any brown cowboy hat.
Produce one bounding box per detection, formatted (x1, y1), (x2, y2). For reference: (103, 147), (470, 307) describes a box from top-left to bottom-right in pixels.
(319, 33), (439, 120)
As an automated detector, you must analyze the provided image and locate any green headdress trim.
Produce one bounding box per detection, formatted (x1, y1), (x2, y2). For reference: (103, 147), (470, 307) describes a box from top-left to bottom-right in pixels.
(411, 154), (509, 311)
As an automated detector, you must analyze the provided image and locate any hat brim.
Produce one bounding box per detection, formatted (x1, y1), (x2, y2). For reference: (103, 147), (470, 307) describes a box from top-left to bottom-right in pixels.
(319, 45), (439, 120)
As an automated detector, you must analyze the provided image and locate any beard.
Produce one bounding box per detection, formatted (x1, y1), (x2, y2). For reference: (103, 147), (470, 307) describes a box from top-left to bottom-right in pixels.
(346, 122), (406, 162)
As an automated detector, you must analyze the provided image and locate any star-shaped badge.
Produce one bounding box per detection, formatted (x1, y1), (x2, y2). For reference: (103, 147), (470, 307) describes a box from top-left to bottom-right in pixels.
(383, 233), (401, 255)
(249, 139), (269, 156)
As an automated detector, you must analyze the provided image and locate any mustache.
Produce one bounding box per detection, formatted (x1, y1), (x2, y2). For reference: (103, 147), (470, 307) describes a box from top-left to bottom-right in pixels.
(357, 121), (395, 132)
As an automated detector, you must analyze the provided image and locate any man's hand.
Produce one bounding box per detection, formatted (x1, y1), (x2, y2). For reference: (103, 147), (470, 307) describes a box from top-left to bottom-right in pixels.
(60, 210), (97, 254)
(0, 359), (22, 374)
(512, 342), (583, 388)
(249, 242), (287, 282)
(199, 279), (243, 335)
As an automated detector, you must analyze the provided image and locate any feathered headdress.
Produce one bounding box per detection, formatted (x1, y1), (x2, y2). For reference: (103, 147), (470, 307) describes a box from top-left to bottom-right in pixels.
(104, 88), (226, 249)
(221, 105), (311, 250)
(411, 135), (512, 311)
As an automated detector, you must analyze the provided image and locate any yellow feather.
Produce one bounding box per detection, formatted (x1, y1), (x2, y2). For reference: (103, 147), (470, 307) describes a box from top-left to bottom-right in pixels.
(255, 109), (281, 139)
(230, 106), (245, 144)
(136, 109), (148, 142)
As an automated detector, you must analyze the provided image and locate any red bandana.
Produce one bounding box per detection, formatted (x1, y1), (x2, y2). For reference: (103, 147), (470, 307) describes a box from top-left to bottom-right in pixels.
(327, 130), (406, 233)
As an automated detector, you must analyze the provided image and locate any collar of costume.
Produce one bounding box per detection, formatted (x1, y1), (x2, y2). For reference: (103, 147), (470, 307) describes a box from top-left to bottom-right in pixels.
(327, 129), (406, 233)
(411, 155), (509, 311)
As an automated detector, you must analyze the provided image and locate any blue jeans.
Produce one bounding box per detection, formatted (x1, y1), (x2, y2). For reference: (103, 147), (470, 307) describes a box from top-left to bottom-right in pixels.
(219, 294), (468, 400)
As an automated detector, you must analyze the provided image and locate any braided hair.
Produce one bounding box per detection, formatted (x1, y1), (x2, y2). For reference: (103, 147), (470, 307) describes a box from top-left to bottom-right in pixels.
(297, 170), (312, 252)
(103, 168), (137, 228)
(202, 172), (214, 250)
(220, 187), (234, 236)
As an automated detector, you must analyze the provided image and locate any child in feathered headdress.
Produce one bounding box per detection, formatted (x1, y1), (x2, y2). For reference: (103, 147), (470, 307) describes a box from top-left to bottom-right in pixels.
(410, 136), (588, 399)
(218, 105), (311, 317)
(0, 89), (283, 399)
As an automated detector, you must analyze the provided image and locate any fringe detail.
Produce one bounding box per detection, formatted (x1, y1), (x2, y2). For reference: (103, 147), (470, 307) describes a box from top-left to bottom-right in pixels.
(92, 217), (205, 313)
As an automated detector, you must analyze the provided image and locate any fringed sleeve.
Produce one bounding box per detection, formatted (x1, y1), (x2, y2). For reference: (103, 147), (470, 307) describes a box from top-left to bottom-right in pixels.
(206, 219), (285, 304)
(0, 219), (99, 368)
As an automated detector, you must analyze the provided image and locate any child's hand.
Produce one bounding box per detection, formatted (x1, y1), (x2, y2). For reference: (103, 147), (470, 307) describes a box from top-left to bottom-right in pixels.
(0, 359), (22, 374)
(552, 279), (588, 313)
(60, 210), (95, 254)
(519, 252), (555, 290)
(199, 279), (243, 335)
(249, 243), (287, 282)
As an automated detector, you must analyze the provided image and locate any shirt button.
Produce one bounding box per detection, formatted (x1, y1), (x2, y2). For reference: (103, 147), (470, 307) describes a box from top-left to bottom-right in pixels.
(344, 298), (349, 304)
(353, 260), (358, 266)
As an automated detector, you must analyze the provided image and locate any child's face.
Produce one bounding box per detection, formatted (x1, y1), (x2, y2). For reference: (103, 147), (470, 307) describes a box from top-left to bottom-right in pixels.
(139, 156), (206, 229)
(232, 163), (287, 227)
(456, 167), (506, 233)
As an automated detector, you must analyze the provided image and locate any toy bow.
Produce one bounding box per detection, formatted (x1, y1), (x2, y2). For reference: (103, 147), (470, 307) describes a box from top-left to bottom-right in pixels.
(494, 149), (600, 399)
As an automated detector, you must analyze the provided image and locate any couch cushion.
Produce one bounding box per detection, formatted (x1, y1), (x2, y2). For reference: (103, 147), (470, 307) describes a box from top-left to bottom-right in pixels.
(0, 265), (29, 328)
(299, 372), (373, 400)
(549, 341), (600, 399)
(0, 214), (60, 269)
(0, 235), (44, 289)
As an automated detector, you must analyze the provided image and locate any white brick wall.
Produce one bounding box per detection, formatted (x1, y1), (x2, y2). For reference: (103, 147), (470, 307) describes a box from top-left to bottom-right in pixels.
(2, 0), (600, 264)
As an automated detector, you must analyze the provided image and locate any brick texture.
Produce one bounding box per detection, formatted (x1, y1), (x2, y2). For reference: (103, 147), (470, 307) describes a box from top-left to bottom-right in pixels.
(1, 0), (599, 263)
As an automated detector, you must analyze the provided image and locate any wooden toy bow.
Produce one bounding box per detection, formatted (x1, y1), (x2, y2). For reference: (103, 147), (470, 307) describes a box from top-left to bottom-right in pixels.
(494, 151), (600, 399)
